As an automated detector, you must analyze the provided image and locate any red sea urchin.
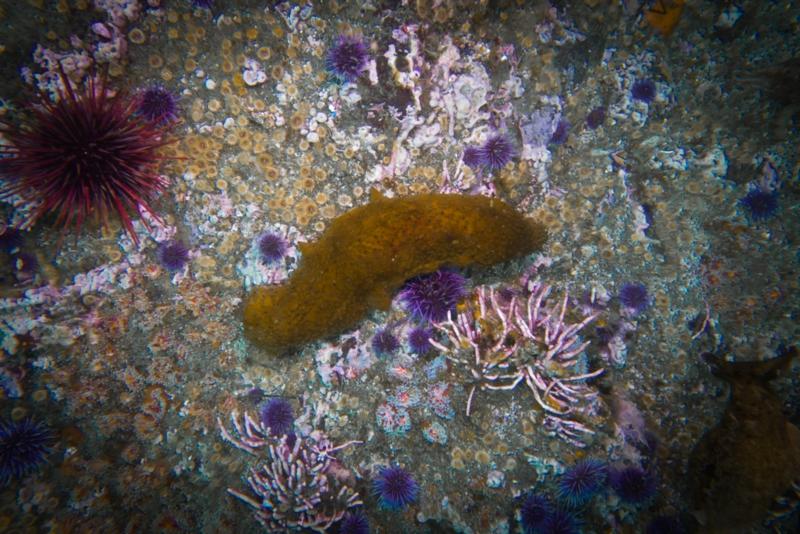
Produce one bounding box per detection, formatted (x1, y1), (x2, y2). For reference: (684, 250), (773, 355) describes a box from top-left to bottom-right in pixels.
(0, 70), (174, 245)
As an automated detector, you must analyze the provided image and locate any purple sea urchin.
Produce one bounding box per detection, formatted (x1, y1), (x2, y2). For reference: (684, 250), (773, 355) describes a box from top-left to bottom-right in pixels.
(519, 493), (552, 534)
(137, 85), (180, 124)
(400, 270), (467, 323)
(371, 329), (400, 356)
(372, 465), (418, 510)
(462, 146), (484, 169)
(258, 397), (294, 437)
(258, 231), (288, 264)
(543, 507), (580, 534)
(739, 188), (778, 220)
(326, 35), (370, 82)
(556, 459), (607, 506)
(549, 119), (570, 145)
(407, 326), (434, 354)
(338, 509), (370, 534)
(631, 79), (657, 103)
(479, 133), (516, 170)
(609, 465), (657, 504)
(586, 107), (606, 130)
(618, 282), (650, 315)
(157, 239), (190, 271)
(0, 417), (55, 485)
(0, 71), (173, 245)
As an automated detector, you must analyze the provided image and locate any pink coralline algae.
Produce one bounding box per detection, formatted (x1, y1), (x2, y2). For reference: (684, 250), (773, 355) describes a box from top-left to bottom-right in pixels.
(315, 334), (375, 386)
(93, 0), (142, 28)
(375, 402), (412, 436)
(430, 283), (605, 447)
(218, 410), (362, 532)
(388, 385), (420, 408)
(421, 420), (448, 445)
(426, 381), (455, 420)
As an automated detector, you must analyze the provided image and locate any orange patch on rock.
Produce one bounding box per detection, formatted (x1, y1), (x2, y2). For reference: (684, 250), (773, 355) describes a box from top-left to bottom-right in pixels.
(645, 0), (685, 37)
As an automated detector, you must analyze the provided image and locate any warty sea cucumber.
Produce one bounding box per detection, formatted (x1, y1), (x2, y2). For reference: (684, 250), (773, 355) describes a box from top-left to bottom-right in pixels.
(243, 191), (547, 356)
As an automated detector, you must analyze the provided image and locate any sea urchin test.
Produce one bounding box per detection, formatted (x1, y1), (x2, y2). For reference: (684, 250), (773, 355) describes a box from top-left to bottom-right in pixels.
(243, 191), (547, 355)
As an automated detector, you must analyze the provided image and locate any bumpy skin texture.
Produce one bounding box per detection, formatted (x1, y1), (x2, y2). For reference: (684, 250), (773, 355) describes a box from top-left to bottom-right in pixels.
(244, 192), (547, 356)
(688, 347), (800, 532)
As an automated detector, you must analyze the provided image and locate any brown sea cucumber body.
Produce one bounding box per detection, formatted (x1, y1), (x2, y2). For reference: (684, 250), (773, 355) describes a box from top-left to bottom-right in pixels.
(688, 347), (800, 532)
(243, 192), (547, 356)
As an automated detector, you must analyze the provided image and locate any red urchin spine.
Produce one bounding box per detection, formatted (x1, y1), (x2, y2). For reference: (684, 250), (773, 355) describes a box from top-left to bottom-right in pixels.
(0, 68), (175, 245)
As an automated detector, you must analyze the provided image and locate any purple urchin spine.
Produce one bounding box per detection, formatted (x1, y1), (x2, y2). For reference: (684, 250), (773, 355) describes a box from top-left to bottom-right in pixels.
(136, 85), (180, 124)
(258, 397), (295, 437)
(326, 35), (370, 82)
(609, 465), (658, 504)
(372, 465), (419, 510)
(556, 458), (607, 506)
(618, 282), (650, 315)
(739, 187), (779, 220)
(258, 231), (288, 264)
(407, 326), (435, 354)
(462, 146), (485, 169)
(0, 417), (55, 484)
(371, 329), (399, 356)
(479, 133), (516, 171)
(518, 492), (552, 534)
(399, 270), (467, 323)
(157, 239), (190, 271)
(586, 106), (606, 130)
(631, 79), (657, 103)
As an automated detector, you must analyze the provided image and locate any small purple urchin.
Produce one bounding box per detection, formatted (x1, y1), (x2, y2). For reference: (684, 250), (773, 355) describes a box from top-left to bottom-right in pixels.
(372, 465), (418, 510)
(399, 270), (467, 323)
(518, 493), (552, 534)
(157, 239), (190, 271)
(338, 509), (370, 534)
(739, 188), (779, 220)
(479, 133), (516, 170)
(326, 35), (370, 82)
(371, 329), (399, 356)
(543, 507), (580, 534)
(258, 231), (288, 264)
(549, 119), (570, 145)
(609, 465), (658, 504)
(618, 282), (650, 315)
(407, 326), (435, 354)
(136, 85), (180, 124)
(258, 397), (294, 436)
(556, 459), (607, 507)
(462, 146), (484, 169)
(631, 79), (657, 103)
(0, 417), (55, 485)
(586, 106), (606, 130)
